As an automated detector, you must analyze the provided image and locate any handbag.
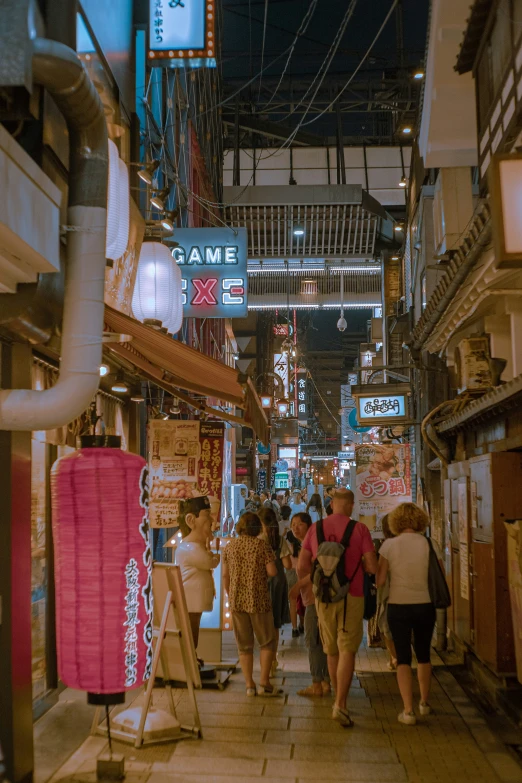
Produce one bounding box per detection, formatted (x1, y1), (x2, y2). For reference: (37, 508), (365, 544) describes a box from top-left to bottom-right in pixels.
(363, 572), (377, 620)
(427, 538), (451, 609)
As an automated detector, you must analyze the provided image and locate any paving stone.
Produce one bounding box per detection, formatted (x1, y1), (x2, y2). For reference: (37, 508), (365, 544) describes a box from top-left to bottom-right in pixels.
(265, 758), (407, 780)
(152, 756), (264, 776)
(265, 729), (392, 747)
(197, 713), (288, 730)
(173, 739), (292, 759)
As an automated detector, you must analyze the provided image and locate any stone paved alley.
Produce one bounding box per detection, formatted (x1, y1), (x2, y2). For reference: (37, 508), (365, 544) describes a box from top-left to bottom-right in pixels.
(36, 628), (522, 783)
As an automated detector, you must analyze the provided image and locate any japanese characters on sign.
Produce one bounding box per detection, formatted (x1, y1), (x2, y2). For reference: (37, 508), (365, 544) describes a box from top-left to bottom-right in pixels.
(357, 394), (407, 421)
(167, 228), (247, 318)
(148, 0), (216, 68)
(148, 420), (224, 527)
(296, 368), (308, 422)
(274, 353), (290, 397)
(354, 444), (412, 539)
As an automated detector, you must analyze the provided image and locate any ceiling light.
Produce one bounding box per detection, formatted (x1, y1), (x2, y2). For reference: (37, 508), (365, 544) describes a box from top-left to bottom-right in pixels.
(99, 363), (110, 377)
(137, 160), (160, 185)
(293, 225), (305, 237)
(399, 176), (407, 188)
(394, 225), (403, 233)
(402, 127), (412, 135)
(170, 398), (181, 415)
(150, 188), (169, 211)
(111, 370), (128, 394)
(232, 352), (239, 361)
(131, 394), (145, 403)
(414, 71), (424, 80)
(391, 255), (399, 261)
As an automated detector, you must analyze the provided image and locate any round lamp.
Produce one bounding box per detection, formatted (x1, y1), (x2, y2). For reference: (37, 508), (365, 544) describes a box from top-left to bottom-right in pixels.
(132, 242), (178, 328)
(164, 259), (183, 335)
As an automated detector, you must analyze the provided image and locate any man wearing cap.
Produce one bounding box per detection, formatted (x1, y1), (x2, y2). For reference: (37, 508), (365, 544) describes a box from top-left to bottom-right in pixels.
(175, 495), (220, 653)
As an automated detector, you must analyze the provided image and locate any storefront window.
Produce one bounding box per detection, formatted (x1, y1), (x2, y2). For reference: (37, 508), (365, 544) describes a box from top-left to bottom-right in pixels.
(31, 436), (47, 702)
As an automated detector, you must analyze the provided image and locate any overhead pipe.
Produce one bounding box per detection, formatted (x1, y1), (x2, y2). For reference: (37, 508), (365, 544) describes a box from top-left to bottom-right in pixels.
(0, 38), (107, 430)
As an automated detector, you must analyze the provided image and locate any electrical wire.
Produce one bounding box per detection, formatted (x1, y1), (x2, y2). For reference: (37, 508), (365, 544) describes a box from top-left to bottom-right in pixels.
(257, 0), (270, 101)
(263, 0), (319, 107)
(301, 0), (398, 127)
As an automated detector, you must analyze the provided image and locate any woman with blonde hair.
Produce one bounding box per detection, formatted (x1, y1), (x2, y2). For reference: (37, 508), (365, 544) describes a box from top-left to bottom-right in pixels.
(376, 503), (442, 726)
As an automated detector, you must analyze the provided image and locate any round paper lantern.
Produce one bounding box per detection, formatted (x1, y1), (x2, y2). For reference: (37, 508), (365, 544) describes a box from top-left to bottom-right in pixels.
(165, 258), (183, 335)
(106, 139), (120, 257)
(51, 436), (153, 703)
(132, 242), (179, 328)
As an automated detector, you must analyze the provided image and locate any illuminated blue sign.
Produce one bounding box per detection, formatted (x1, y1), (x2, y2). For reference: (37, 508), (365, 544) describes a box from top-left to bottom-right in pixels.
(167, 228), (248, 318)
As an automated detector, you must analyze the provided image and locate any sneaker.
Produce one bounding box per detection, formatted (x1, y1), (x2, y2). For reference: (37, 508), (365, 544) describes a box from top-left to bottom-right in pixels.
(292, 628), (300, 638)
(419, 701), (431, 716)
(332, 705), (354, 728)
(398, 710), (417, 725)
(298, 625), (305, 634)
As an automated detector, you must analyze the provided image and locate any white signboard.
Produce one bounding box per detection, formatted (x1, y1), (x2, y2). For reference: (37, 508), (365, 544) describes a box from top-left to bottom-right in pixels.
(357, 394), (407, 421)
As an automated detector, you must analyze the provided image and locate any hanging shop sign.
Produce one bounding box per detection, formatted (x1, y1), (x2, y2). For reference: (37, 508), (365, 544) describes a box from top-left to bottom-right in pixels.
(148, 0), (216, 68)
(296, 368), (308, 422)
(274, 353), (290, 397)
(167, 228), (248, 318)
(351, 383), (411, 426)
(257, 469), (267, 494)
(257, 442), (271, 455)
(148, 419), (224, 527)
(354, 443), (412, 539)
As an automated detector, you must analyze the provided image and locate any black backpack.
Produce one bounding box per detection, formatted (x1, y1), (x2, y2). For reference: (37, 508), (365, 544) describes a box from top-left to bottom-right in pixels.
(311, 519), (360, 604)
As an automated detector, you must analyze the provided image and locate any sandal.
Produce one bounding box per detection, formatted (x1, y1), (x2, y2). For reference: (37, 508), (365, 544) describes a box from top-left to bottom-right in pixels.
(297, 685), (323, 698)
(257, 684), (284, 697)
(246, 686), (257, 697)
(321, 682), (332, 695)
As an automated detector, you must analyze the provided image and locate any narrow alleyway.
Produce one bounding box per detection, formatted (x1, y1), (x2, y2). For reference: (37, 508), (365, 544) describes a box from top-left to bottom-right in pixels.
(40, 627), (522, 783)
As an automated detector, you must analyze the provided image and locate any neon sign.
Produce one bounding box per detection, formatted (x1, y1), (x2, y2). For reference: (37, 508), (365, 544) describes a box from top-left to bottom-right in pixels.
(168, 228), (248, 318)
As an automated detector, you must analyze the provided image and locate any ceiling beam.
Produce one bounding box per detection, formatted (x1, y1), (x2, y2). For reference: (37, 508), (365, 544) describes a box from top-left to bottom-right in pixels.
(222, 113), (324, 146)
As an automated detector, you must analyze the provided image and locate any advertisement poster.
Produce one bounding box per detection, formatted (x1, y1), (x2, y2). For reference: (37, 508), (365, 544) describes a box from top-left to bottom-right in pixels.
(354, 443), (412, 538)
(148, 420), (224, 528)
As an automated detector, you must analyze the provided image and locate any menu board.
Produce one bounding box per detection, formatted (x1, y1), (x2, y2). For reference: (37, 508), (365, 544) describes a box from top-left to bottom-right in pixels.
(149, 420), (224, 528)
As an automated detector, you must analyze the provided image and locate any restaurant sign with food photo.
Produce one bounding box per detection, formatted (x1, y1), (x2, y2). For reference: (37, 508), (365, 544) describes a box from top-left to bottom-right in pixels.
(354, 443), (412, 538)
(148, 419), (224, 527)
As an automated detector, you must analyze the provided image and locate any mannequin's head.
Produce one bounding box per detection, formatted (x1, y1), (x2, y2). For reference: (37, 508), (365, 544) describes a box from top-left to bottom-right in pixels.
(179, 495), (215, 538)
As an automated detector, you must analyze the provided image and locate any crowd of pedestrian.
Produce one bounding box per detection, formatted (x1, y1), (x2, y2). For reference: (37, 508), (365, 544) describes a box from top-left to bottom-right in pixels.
(190, 484), (444, 726)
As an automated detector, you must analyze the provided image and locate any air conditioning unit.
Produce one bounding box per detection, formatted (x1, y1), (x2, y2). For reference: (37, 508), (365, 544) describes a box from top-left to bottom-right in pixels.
(455, 337), (493, 394)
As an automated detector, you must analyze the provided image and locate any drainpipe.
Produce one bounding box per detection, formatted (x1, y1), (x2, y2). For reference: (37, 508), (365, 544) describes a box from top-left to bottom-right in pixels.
(0, 38), (107, 431)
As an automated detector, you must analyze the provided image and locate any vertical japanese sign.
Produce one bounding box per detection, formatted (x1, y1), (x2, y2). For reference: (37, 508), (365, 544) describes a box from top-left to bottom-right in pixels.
(354, 444), (412, 538)
(257, 469), (267, 494)
(148, 0), (216, 68)
(197, 421), (225, 520)
(274, 353), (290, 397)
(297, 368), (308, 422)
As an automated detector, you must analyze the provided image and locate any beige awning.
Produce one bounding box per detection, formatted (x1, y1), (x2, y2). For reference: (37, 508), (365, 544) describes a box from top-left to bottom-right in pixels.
(104, 306), (269, 444)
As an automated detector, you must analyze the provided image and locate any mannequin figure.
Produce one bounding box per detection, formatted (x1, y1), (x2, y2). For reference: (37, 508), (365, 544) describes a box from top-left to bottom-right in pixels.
(175, 495), (220, 652)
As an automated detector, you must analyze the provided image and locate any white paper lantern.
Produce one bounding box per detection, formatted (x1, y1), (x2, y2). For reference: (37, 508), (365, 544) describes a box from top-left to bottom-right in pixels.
(106, 140), (120, 257)
(132, 242), (179, 328)
(165, 259), (183, 335)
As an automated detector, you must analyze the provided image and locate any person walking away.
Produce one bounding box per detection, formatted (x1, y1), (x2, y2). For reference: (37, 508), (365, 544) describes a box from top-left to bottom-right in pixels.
(306, 492), (326, 524)
(324, 486), (335, 511)
(175, 496), (220, 653)
(259, 507), (292, 675)
(289, 490), (306, 517)
(376, 514), (397, 670)
(289, 512), (331, 697)
(284, 507), (304, 637)
(279, 501), (291, 535)
(222, 512), (283, 696)
(298, 488), (377, 726)
(376, 502), (441, 725)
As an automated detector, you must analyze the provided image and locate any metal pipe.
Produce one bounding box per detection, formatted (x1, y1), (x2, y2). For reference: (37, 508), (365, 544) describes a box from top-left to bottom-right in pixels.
(0, 38), (107, 430)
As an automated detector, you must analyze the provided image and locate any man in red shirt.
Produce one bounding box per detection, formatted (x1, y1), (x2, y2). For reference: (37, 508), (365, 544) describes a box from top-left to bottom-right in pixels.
(298, 488), (377, 727)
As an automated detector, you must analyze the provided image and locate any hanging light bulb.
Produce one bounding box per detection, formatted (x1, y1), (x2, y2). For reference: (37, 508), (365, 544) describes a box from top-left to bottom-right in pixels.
(132, 242), (179, 328)
(160, 209), (179, 232)
(337, 272), (347, 332)
(111, 370), (128, 393)
(99, 363), (110, 377)
(399, 176), (407, 188)
(137, 159), (160, 185)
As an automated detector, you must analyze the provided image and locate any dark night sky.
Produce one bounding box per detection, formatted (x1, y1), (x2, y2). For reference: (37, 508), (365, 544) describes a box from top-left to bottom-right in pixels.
(222, 0), (429, 81)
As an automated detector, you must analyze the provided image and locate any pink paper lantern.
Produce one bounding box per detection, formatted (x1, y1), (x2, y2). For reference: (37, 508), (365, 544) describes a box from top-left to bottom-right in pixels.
(51, 436), (153, 703)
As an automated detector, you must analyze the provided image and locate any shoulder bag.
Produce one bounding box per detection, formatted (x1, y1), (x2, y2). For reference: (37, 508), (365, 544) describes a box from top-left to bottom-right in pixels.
(427, 538), (451, 609)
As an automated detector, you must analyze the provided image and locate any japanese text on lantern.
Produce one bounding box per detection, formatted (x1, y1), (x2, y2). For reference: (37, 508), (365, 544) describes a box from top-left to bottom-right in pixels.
(123, 559), (140, 687)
